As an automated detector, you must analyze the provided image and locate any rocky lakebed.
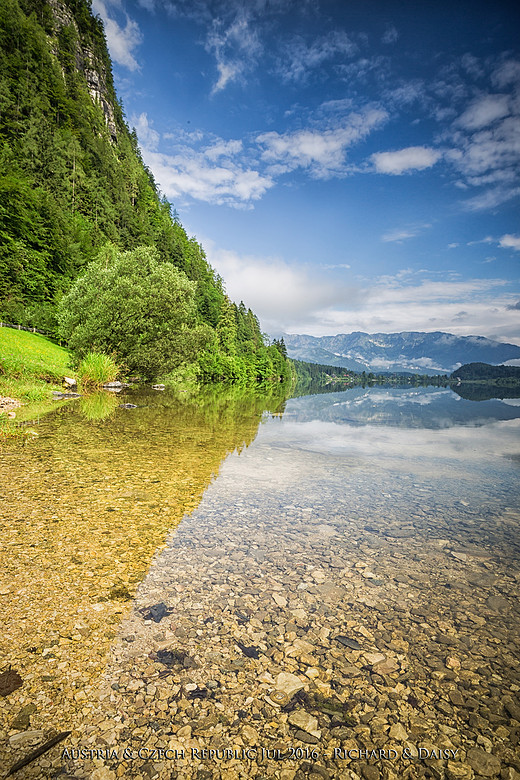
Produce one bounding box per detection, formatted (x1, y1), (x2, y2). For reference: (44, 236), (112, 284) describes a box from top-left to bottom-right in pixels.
(1, 387), (519, 779)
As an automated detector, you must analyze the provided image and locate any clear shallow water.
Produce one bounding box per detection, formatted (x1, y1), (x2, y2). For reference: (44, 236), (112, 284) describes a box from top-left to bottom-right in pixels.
(2, 384), (520, 779)
(62, 384), (520, 780)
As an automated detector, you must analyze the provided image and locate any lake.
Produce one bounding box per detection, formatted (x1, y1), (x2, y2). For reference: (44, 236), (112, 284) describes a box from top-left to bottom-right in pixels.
(1, 384), (519, 779)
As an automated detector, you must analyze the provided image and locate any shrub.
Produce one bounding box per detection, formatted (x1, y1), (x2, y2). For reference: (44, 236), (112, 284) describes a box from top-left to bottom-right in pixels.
(58, 245), (212, 380)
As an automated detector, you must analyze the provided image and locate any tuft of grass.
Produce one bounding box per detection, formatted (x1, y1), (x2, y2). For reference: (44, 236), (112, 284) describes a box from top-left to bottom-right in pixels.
(77, 352), (119, 389)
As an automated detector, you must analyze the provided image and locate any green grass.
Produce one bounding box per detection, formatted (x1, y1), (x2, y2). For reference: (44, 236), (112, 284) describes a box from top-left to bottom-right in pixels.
(0, 328), (74, 423)
(0, 328), (71, 382)
(77, 352), (119, 389)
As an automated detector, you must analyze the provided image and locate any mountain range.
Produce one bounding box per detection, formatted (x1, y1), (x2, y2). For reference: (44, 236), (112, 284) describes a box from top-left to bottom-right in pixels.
(281, 331), (520, 375)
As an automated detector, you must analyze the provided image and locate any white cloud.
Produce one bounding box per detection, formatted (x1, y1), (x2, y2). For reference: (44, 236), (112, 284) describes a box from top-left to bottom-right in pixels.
(278, 30), (358, 83)
(91, 0), (142, 71)
(202, 241), (359, 331)
(454, 117), (520, 176)
(463, 186), (520, 212)
(212, 61), (241, 93)
(338, 55), (389, 83)
(306, 276), (520, 344)
(140, 147), (272, 206)
(321, 263), (351, 270)
(382, 26), (398, 45)
(492, 59), (520, 88)
(204, 139), (243, 160)
(467, 233), (520, 252)
(137, 0), (156, 11)
(441, 79), (520, 211)
(371, 146), (442, 175)
(467, 236), (494, 246)
(381, 224), (431, 243)
(456, 94), (510, 131)
(499, 234), (520, 251)
(384, 80), (425, 108)
(201, 242), (520, 344)
(460, 53), (483, 79)
(132, 112), (159, 150)
(205, 13), (262, 94)
(132, 118), (271, 207)
(257, 108), (388, 178)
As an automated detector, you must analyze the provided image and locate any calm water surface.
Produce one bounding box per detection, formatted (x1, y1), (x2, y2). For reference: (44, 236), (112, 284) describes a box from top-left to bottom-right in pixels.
(2, 384), (520, 779)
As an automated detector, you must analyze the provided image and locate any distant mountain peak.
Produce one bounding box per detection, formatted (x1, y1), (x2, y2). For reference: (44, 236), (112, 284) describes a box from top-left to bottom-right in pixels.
(280, 330), (520, 375)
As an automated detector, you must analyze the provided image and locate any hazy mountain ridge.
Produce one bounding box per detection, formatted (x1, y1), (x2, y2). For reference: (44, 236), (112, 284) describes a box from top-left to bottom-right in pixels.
(282, 331), (520, 375)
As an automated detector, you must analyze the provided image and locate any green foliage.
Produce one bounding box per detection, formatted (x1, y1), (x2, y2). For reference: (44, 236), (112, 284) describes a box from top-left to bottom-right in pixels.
(451, 362), (520, 381)
(292, 359), (355, 384)
(58, 245), (213, 379)
(77, 351), (119, 388)
(0, 0), (293, 388)
(0, 417), (39, 443)
(0, 0), (225, 328)
(198, 310), (293, 386)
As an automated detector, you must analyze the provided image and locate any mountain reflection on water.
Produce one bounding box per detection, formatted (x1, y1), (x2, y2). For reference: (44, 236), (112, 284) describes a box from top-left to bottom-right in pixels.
(287, 384), (520, 427)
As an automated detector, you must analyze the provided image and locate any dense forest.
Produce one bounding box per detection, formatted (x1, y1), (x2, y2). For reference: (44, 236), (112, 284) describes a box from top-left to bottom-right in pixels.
(292, 359), (449, 388)
(451, 363), (520, 381)
(0, 0), (292, 383)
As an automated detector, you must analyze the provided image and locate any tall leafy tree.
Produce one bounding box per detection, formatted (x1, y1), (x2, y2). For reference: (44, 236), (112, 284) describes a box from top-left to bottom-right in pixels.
(58, 245), (212, 379)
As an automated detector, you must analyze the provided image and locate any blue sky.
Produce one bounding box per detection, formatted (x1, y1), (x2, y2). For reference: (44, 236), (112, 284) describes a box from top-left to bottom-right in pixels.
(91, 0), (520, 343)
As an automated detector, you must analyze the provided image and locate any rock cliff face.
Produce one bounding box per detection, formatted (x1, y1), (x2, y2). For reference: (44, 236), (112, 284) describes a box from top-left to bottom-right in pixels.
(84, 60), (117, 141)
(47, 0), (117, 140)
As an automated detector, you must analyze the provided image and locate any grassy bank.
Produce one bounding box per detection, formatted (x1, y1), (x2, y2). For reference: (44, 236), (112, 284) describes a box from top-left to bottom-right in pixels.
(0, 328), (74, 422)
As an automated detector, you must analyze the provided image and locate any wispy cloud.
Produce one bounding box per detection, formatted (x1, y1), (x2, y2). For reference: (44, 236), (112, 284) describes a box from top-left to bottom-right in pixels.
(257, 107), (388, 178)
(277, 30), (358, 83)
(132, 112), (159, 150)
(467, 236), (494, 246)
(439, 62), (520, 211)
(381, 25), (399, 45)
(456, 94), (510, 131)
(199, 243), (520, 344)
(468, 233), (520, 252)
(463, 186), (520, 212)
(133, 101), (391, 206)
(133, 117), (272, 206)
(381, 224), (431, 243)
(312, 275), (520, 344)
(204, 139), (243, 160)
(142, 147), (273, 206)
(384, 80), (426, 108)
(206, 12), (263, 94)
(371, 146), (442, 175)
(491, 59), (520, 88)
(92, 0), (142, 71)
